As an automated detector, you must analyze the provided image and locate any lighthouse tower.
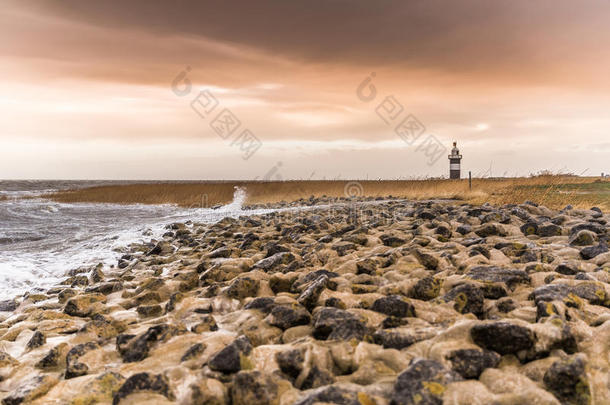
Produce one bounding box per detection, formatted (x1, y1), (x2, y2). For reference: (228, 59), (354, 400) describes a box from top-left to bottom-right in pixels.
(448, 141), (462, 179)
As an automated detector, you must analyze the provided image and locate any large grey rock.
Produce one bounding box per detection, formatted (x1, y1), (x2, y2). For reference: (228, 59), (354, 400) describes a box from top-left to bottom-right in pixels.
(470, 322), (534, 355)
(390, 359), (462, 405)
(543, 356), (591, 405)
(208, 336), (252, 374)
(467, 266), (530, 289)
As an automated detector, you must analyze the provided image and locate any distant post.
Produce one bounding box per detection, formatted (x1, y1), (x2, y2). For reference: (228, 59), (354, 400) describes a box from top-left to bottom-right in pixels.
(469, 171), (472, 190)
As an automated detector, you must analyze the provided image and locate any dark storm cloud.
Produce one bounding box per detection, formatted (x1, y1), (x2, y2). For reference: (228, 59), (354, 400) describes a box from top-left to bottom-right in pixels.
(22, 0), (610, 75)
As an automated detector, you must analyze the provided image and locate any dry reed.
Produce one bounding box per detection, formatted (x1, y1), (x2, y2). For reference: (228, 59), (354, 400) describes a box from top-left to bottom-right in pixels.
(42, 176), (609, 210)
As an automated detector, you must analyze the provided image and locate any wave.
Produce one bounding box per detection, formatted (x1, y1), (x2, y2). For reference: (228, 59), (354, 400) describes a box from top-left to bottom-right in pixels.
(0, 187), (255, 300)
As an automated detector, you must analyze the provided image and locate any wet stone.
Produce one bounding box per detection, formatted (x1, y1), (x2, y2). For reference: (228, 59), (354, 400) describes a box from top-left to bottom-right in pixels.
(86, 281), (123, 295)
(475, 223), (507, 237)
(519, 222), (538, 236)
(543, 356), (591, 405)
(530, 284), (572, 303)
(496, 298), (517, 313)
(470, 322), (534, 355)
(390, 358), (462, 405)
(569, 222), (606, 238)
(191, 314), (219, 333)
(371, 295), (416, 318)
(294, 385), (370, 405)
(536, 301), (560, 321)
(118, 324), (184, 363)
(538, 223), (563, 237)
(324, 297), (346, 309)
(137, 304), (163, 318)
(434, 225), (452, 240)
(244, 297), (275, 314)
(293, 270), (339, 291)
(412, 248), (439, 270)
(381, 316), (409, 329)
(2, 375), (58, 405)
(35, 343), (69, 370)
(147, 241), (175, 256)
(447, 348), (501, 379)
(356, 258), (377, 275)
(113, 372), (174, 405)
(181, 343), (206, 362)
(456, 224), (472, 235)
(579, 242), (608, 260)
(226, 277), (260, 300)
(26, 331), (46, 350)
(373, 329), (416, 350)
(276, 348), (304, 380)
(555, 263), (579, 275)
(297, 275), (328, 311)
(442, 284), (485, 316)
(478, 282), (508, 299)
(65, 341), (99, 379)
(269, 274), (296, 293)
(410, 276), (443, 301)
(331, 242), (357, 256)
(569, 230), (597, 246)
(312, 307), (361, 340)
(380, 234), (406, 247)
(230, 371), (279, 405)
(208, 336), (252, 374)
(469, 245), (491, 259)
(64, 294), (106, 317)
(327, 318), (369, 341)
(254, 251), (295, 271)
(467, 266), (530, 289)
(208, 246), (231, 258)
(267, 304), (311, 330)
(0, 300), (18, 312)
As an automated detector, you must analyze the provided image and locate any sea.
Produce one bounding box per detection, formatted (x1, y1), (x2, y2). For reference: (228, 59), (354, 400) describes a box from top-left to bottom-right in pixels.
(0, 180), (269, 300)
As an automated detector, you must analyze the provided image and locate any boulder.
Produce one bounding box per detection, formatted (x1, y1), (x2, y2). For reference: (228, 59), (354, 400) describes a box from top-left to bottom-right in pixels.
(412, 249), (439, 270)
(543, 355), (591, 405)
(297, 275), (328, 311)
(230, 371), (279, 405)
(226, 277), (260, 300)
(380, 234), (406, 247)
(2, 375), (58, 405)
(579, 242), (608, 260)
(371, 295), (416, 318)
(65, 342), (99, 379)
(470, 322), (534, 355)
(410, 277), (442, 301)
(117, 324), (184, 363)
(475, 223), (507, 237)
(208, 336), (252, 374)
(390, 359), (462, 405)
(312, 307), (368, 341)
(467, 266), (530, 289)
(569, 230), (597, 246)
(442, 284), (485, 316)
(26, 331), (46, 350)
(113, 373), (174, 405)
(446, 348), (501, 379)
(266, 305), (311, 330)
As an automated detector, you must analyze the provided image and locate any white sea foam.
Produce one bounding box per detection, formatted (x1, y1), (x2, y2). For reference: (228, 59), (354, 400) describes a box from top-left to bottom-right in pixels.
(0, 184), (399, 300)
(0, 187), (257, 300)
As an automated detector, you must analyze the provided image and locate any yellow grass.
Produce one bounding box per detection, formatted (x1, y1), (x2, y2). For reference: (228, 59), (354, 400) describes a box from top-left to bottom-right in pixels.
(43, 176), (609, 210)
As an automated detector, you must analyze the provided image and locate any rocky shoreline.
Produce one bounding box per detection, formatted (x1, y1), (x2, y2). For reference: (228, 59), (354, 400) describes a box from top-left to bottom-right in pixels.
(1, 197), (609, 404)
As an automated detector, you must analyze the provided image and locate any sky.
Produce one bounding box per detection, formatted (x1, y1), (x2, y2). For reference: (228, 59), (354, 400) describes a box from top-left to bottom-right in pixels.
(1, 0), (609, 180)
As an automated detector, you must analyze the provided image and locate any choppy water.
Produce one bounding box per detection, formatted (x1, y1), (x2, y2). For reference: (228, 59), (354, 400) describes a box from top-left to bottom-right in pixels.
(0, 181), (267, 300)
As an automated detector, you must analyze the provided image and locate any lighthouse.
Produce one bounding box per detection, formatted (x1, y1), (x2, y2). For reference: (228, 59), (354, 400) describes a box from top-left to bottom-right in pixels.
(448, 141), (462, 179)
